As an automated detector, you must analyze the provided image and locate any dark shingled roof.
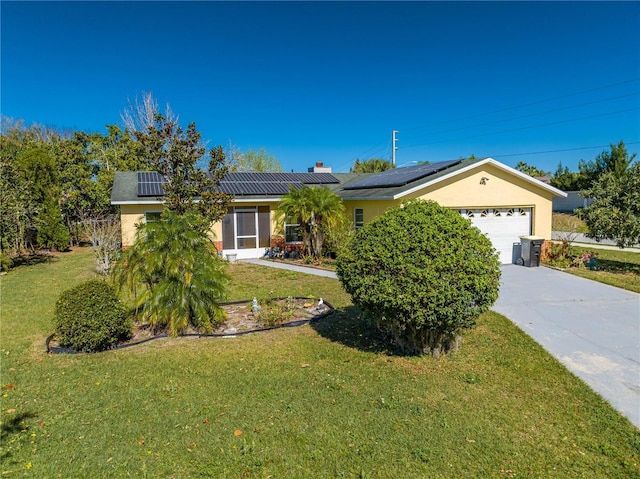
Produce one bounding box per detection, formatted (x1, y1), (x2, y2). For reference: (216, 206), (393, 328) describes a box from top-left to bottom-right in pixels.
(111, 157), (564, 204)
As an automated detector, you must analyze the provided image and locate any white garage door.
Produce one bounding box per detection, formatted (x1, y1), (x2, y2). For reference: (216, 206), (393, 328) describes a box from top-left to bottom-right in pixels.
(459, 208), (531, 264)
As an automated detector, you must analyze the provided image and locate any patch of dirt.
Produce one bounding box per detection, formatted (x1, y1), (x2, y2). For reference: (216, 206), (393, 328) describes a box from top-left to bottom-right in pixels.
(131, 297), (329, 339)
(47, 298), (332, 353)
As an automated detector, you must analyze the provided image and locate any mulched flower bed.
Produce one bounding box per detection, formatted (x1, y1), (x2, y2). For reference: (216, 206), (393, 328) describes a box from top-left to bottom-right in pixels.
(46, 297), (333, 353)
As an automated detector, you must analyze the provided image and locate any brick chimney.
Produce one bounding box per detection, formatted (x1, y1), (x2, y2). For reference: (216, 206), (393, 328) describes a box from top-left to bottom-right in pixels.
(308, 162), (332, 173)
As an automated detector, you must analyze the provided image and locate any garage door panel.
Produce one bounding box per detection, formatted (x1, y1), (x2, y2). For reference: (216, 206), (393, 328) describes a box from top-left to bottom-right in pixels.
(459, 208), (531, 264)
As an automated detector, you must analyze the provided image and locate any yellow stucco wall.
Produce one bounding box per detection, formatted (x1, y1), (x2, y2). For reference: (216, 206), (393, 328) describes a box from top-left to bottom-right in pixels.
(119, 204), (164, 247)
(119, 163), (556, 246)
(343, 163), (556, 239)
(119, 202), (281, 247)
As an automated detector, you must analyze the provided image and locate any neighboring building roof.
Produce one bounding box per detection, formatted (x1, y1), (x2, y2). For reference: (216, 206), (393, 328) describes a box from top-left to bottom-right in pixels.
(111, 157), (566, 205)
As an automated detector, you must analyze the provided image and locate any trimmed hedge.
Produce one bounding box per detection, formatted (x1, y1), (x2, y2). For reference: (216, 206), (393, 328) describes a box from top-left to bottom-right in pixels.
(336, 199), (501, 357)
(53, 280), (131, 352)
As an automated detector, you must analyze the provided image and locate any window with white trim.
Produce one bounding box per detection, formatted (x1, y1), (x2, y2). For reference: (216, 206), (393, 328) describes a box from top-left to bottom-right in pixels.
(144, 211), (162, 223)
(285, 216), (303, 243)
(354, 208), (364, 230)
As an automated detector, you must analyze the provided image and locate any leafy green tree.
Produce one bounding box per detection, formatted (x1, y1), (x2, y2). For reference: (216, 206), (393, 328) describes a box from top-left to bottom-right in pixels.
(0, 125), (31, 252)
(351, 158), (394, 173)
(275, 186), (344, 258)
(336, 199), (500, 357)
(133, 113), (232, 226)
(35, 201), (70, 251)
(576, 162), (640, 247)
(550, 162), (585, 191)
(112, 210), (228, 336)
(514, 161), (549, 178)
(551, 141), (636, 191)
(323, 212), (356, 258)
(16, 146), (69, 250)
(0, 118), (55, 252)
(579, 141), (636, 186)
(229, 146), (283, 172)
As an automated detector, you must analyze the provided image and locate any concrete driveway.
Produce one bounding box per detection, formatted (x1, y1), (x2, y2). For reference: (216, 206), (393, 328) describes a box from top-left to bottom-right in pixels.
(494, 265), (640, 428)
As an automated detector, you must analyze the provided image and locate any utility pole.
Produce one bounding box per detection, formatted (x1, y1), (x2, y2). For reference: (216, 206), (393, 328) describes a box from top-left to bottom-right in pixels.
(392, 130), (398, 167)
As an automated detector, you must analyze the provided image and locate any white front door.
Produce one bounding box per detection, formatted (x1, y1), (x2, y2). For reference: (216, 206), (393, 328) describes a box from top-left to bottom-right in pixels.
(459, 208), (532, 264)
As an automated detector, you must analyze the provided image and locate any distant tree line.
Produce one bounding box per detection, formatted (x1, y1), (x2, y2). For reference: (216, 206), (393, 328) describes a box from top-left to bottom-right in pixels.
(0, 94), (282, 261)
(0, 117), (150, 255)
(512, 141), (636, 191)
(514, 141), (638, 247)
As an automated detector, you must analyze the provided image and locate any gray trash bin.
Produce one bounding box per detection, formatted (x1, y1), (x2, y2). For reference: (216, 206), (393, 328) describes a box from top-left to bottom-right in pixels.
(518, 235), (545, 267)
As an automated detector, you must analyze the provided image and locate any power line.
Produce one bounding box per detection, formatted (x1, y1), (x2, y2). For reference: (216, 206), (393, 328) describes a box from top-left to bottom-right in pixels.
(489, 141), (640, 159)
(400, 77), (640, 133)
(401, 107), (640, 149)
(403, 92), (638, 141)
(334, 78), (639, 172)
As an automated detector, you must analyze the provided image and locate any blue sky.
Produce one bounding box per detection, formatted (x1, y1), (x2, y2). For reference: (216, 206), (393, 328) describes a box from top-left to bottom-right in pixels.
(2, 1), (639, 173)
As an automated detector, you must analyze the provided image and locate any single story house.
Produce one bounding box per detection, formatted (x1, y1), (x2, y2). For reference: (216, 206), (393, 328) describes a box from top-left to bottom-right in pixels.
(111, 157), (566, 264)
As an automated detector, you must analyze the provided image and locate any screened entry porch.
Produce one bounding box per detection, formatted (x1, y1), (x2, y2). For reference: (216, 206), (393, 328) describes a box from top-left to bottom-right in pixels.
(221, 206), (271, 260)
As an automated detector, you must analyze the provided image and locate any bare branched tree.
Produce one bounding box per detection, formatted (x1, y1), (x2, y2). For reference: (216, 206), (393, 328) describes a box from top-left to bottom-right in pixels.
(81, 214), (121, 274)
(120, 92), (177, 134)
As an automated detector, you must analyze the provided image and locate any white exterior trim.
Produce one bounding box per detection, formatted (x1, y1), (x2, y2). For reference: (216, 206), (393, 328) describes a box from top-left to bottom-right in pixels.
(113, 200), (164, 205)
(113, 197), (282, 205)
(393, 158), (567, 200)
(459, 207), (532, 264)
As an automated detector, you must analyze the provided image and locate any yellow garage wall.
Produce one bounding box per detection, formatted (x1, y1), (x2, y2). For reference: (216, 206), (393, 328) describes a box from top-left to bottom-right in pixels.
(405, 163), (555, 238)
(343, 163), (556, 239)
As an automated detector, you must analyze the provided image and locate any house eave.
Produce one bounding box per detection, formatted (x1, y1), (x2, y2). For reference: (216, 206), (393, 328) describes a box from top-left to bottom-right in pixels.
(393, 157), (568, 200)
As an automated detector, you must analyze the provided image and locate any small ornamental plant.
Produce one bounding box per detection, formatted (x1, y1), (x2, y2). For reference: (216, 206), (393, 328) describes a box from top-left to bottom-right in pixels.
(336, 199), (501, 357)
(53, 280), (131, 352)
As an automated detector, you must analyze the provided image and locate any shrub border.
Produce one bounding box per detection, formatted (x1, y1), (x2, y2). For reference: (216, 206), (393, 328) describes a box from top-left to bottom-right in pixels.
(46, 297), (334, 354)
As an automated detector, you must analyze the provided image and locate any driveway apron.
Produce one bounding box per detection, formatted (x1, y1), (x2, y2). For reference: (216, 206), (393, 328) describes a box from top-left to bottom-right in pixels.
(494, 265), (640, 428)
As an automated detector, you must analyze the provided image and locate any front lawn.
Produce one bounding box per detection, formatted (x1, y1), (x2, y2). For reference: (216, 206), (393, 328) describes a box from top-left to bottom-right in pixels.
(552, 212), (589, 233)
(569, 246), (640, 293)
(546, 246), (640, 293)
(1, 248), (638, 478)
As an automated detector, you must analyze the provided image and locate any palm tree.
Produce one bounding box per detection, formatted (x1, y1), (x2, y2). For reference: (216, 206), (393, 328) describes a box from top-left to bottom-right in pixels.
(351, 158), (394, 173)
(112, 210), (228, 336)
(306, 187), (345, 257)
(275, 186), (344, 258)
(275, 186), (314, 255)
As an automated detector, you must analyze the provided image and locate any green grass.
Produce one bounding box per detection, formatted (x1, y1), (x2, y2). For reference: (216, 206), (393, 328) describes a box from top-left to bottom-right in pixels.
(1, 248), (639, 478)
(564, 246), (640, 293)
(552, 212), (589, 233)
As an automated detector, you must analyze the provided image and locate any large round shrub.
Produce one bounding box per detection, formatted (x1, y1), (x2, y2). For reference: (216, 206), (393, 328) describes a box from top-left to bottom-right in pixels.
(336, 199), (501, 357)
(54, 280), (131, 352)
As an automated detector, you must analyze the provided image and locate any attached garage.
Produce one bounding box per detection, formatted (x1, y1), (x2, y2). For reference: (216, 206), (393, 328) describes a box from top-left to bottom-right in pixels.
(459, 208), (531, 264)
(336, 158), (566, 265)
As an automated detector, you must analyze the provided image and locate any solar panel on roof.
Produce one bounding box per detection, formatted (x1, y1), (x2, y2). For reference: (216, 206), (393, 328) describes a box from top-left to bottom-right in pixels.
(343, 160), (462, 190)
(137, 170), (338, 198)
(218, 172), (338, 185)
(216, 181), (302, 196)
(137, 172), (166, 197)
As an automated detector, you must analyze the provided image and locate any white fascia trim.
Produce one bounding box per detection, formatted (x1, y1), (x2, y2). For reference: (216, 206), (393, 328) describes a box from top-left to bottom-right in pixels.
(340, 196), (395, 201)
(231, 197), (282, 203)
(112, 197), (282, 206)
(393, 158), (568, 200)
(112, 200), (164, 205)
